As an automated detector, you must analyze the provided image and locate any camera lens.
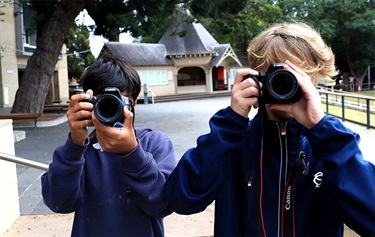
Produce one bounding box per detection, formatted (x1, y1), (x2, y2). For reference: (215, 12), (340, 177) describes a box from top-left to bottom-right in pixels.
(94, 95), (124, 126)
(268, 70), (301, 103)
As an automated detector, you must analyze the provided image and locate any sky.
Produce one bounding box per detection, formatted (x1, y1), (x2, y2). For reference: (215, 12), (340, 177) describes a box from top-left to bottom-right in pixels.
(76, 10), (134, 58)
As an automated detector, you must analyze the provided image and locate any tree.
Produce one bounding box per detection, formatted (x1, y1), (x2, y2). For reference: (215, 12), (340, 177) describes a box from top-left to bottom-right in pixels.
(199, 0), (283, 53)
(11, 0), (180, 113)
(65, 23), (95, 83)
(310, 0), (375, 90)
(12, 0), (87, 113)
(200, 0), (375, 90)
(11, 0), (248, 113)
(276, 0), (375, 89)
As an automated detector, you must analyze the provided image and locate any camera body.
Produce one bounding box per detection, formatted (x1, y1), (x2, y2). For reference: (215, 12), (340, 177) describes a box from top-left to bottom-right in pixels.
(244, 63), (302, 104)
(83, 87), (134, 127)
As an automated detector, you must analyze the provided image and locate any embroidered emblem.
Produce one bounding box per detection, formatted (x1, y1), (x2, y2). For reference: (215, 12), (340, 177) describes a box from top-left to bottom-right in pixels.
(313, 172), (323, 188)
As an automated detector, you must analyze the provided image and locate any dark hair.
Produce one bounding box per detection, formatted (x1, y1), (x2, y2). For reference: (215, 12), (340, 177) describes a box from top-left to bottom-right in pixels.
(82, 52), (141, 101)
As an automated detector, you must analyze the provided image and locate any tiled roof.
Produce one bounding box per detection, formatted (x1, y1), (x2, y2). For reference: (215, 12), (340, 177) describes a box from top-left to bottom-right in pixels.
(101, 42), (175, 66)
(99, 11), (244, 69)
(158, 22), (219, 56)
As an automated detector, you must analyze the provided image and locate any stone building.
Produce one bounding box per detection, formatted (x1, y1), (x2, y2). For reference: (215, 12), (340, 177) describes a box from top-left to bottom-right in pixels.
(99, 13), (247, 98)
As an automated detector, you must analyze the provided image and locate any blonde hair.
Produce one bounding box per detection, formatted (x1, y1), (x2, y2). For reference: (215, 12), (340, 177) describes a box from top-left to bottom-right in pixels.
(247, 22), (338, 85)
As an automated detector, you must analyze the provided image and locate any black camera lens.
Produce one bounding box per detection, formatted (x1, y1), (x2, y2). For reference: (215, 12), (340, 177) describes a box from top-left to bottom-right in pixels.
(94, 95), (124, 126)
(267, 70), (301, 103)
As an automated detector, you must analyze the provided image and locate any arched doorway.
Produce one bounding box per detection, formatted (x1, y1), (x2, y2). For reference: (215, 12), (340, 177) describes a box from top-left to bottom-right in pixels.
(177, 67), (206, 93)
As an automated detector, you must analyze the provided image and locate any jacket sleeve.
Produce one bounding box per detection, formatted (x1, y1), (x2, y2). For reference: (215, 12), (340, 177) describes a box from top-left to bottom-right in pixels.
(41, 134), (86, 213)
(304, 115), (375, 236)
(120, 130), (176, 218)
(164, 107), (249, 214)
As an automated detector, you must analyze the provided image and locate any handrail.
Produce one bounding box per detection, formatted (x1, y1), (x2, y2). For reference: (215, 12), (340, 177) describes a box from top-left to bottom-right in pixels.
(147, 86), (156, 104)
(317, 88), (375, 129)
(0, 152), (48, 171)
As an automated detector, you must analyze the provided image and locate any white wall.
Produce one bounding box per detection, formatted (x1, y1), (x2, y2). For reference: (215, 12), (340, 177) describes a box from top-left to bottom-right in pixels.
(0, 120), (20, 235)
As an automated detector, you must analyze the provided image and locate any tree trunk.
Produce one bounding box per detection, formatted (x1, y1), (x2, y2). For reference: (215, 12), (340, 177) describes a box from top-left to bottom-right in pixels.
(355, 70), (368, 92)
(11, 0), (87, 114)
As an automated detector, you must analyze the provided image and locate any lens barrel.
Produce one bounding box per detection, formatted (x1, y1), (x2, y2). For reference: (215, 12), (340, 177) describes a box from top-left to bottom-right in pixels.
(94, 94), (125, 126)
(266, 70), (301, 104)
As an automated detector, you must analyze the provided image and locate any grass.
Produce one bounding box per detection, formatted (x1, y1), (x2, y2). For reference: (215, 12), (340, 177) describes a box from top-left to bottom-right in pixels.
(322, 104), (375, 128)
(324, 91), (375, 106)
(321, 90), (375, 128)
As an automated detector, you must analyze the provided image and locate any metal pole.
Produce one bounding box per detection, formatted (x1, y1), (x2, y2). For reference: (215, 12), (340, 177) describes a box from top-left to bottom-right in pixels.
(0, 152), (49, 171)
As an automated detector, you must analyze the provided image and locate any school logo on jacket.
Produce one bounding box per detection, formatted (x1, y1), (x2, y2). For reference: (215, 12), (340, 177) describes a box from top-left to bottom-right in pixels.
(313, 172), (323, 188)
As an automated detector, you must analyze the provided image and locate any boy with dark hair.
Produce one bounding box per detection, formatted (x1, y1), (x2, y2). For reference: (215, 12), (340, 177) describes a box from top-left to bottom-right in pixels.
(42, 53), (176, 236)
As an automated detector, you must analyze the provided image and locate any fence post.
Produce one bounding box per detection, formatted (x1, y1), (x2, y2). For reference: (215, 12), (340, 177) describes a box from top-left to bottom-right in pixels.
(0, 120), (20, 235)
(341, 95), (345, 122)
(367, 99), (371, 129)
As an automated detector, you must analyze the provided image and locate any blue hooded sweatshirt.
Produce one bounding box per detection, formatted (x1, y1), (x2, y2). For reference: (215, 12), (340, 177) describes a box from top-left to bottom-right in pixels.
(164, 107), (375, 237)
(42, 127), (176, 237)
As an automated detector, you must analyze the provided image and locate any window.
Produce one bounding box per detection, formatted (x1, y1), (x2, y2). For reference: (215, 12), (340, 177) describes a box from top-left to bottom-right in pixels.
(228, 69), (236, 81)
(138, 71), (168, 85)
(23, 4), (37, 47)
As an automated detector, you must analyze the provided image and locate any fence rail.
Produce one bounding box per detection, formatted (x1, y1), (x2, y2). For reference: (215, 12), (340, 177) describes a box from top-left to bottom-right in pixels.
(318, 88), (375, 129)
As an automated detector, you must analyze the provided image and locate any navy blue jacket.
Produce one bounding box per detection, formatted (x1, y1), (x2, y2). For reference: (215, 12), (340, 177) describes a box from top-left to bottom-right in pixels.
(164, 107), (375, 236)
(42, 127), (176, 237)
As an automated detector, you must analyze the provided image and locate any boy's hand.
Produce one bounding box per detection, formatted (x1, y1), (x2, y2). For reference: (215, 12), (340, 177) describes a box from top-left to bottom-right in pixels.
(93, 106), (138, 155)
(67, 90), (94, 145)
(230, 68), (262, 118)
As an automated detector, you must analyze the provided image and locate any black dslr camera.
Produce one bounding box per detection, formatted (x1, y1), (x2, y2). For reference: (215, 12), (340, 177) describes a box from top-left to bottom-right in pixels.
(83, 87), (134, 127)
(244, 63), (302, 104)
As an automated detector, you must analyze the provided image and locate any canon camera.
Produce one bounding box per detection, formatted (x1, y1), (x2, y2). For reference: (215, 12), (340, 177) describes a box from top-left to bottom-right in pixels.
(83, 87), (133, 127)
(244, 63), (302, 104)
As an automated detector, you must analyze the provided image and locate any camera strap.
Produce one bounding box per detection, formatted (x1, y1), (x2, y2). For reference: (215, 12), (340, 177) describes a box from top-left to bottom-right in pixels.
(251, 76), (269, 236)
(253, 75), (310, 236)
(281, 126), (309, 237)
(281, 164), (297, 237)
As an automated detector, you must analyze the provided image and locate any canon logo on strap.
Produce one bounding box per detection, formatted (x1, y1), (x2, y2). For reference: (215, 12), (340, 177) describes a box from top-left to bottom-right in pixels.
(285, 185), (292, 210)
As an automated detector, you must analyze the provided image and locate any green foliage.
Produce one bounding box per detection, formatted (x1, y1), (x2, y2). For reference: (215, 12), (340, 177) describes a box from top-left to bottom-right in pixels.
(199, 0), (283, 53)
(65, 24), (95, 83)
(197, 0), (374, 87)
(85, 0), (180, 42)
(304, 0), (375, 84)
(190, 0), (247, 18)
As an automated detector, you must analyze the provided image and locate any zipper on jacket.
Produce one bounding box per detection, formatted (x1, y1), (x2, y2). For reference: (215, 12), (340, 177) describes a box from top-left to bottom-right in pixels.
(276, 121), (288, 237)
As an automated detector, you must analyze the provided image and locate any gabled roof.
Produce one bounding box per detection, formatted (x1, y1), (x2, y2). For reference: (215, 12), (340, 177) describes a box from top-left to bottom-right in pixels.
(158, 22), (219, 56)
(101, 42), (174, 66)
(234, 49), (249, 67)
(98, 10), (245, 69)
(208, 44), (243, 68)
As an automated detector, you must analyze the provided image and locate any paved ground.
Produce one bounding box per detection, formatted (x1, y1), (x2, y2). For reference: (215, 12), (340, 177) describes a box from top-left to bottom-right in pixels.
(2, 96), (374, 236)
